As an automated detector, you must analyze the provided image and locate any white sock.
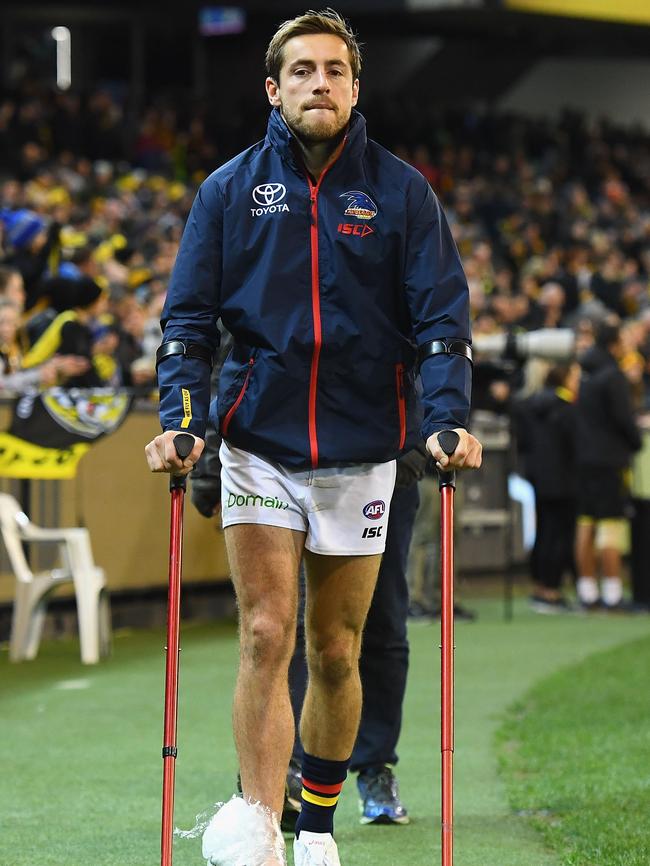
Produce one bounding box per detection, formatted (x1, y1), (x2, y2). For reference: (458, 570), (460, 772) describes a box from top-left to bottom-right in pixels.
(601, 577), (623, 606)
(577, 577), (599, 604)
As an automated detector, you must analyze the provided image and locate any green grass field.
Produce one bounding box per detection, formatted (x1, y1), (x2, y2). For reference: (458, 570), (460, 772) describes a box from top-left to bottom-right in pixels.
(2, 596), (649, 866)
(498, 634), (650, 866)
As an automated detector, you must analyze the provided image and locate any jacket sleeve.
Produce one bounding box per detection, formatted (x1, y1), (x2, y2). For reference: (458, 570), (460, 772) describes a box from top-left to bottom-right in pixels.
(403, 179), (472, 440)
(158, 179), (223, 438)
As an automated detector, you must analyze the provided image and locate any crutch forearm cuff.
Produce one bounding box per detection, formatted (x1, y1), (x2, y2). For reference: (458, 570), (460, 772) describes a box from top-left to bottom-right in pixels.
(417, 339), (473, 373)
(156, 340), (214, 370)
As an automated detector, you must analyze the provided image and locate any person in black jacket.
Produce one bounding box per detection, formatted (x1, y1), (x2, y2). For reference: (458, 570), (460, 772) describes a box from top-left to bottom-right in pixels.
(575, 320), (642, 609)
(517, 362), (580, 612)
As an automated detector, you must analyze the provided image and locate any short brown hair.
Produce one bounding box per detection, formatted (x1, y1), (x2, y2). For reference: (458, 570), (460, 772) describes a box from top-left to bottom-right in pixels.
(266, 8), (362, 83)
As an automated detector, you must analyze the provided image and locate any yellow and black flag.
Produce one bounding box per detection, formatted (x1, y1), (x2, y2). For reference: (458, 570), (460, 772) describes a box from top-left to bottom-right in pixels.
(0, 389), (132, 479)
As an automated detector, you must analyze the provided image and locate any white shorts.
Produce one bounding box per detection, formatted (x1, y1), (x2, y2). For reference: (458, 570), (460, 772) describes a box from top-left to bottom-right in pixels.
(219, 441), (396, 555)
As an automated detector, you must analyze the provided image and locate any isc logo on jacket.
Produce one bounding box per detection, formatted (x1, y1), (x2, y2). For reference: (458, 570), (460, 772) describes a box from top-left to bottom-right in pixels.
(338, 223), (374, 238)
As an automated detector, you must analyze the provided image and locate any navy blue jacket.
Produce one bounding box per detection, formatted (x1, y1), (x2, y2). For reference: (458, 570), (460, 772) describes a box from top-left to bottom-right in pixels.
(159, 110), (471, 468)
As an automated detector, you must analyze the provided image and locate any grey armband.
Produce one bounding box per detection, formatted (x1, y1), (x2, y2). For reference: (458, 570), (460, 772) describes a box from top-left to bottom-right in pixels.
(417, 339), (473, 373)
(155, 340), (214, 370)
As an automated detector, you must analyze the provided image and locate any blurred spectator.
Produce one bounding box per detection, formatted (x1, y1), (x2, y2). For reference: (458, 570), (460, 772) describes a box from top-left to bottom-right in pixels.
(622, 349), (650, 612)
(0, 207), (58, 310)
(21, 276), (108, 387)
(516, 362), (580, 612)
(629, 417), (650, 613)
(0, 264), (27, 316)
(0, 298), (25, 375)
(575, 320), (642, 609)
(0, 291), (88, 391)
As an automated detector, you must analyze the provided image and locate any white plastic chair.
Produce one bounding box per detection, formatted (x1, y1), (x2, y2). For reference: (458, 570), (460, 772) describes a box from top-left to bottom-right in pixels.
(0, 493), (110, 664)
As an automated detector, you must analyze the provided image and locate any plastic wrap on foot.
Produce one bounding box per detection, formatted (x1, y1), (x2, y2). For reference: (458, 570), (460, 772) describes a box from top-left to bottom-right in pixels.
(199, 796), (286, 866)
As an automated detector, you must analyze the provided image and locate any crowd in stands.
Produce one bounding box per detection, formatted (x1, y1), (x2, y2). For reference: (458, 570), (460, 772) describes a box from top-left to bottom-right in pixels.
(1, 84), (649, 399)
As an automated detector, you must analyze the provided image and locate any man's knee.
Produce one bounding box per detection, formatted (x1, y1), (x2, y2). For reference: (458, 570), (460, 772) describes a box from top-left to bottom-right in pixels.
(240, 609), (295, 668)
(307, 632), (360, 688)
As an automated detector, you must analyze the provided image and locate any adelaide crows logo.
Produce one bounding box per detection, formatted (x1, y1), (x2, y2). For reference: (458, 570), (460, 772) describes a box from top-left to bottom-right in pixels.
(340, 190), (377, 221)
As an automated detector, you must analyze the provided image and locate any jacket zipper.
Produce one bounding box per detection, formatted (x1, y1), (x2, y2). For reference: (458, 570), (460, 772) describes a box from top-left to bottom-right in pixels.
(308, 181), (322, 468)
(395, 363), (407, 450)
(306, 145), (345, 468)
(221, 357), (255, 437)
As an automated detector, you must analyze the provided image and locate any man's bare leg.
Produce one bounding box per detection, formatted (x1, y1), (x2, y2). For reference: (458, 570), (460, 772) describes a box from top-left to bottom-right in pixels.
(576, 522), (597, 577)
(226, 523), (305, 815)
(576, 522), (599, 605)
(300, 552), (382, 759)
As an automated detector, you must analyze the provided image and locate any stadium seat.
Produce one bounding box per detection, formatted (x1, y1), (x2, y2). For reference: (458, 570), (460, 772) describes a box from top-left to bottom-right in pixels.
(0, 494), (110, 664)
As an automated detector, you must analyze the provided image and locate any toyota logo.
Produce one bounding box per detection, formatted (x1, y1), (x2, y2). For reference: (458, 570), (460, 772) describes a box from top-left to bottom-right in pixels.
(253, 183), (287, 206)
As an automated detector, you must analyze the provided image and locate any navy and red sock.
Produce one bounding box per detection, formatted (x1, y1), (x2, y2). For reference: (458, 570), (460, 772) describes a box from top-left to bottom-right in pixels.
(295, 752), (350, 838)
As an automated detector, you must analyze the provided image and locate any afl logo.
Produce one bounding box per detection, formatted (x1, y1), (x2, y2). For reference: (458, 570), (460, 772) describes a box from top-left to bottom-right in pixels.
(340, 190), (378, 221)
(363, 500), (386, 520)
(253, 183), (286, 206)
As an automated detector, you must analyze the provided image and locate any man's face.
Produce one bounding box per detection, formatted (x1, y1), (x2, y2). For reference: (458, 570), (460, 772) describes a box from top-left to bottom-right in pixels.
(266, 34), (359, 144)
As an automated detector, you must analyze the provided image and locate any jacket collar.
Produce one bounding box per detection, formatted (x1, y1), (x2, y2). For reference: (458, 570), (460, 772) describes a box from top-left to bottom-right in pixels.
(266, 108), (367, 170)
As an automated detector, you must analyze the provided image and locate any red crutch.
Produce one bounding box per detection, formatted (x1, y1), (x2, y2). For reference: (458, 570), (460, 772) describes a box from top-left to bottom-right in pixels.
(161, 432), (195, 866)
(437, 430), (460, 866)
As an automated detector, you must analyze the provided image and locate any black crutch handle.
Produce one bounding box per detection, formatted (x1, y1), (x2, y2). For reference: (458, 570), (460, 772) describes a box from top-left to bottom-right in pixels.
(170, 433), (195, 491)
(436, 429), (460, 489)
(438, 430), (460, 457)
(173, 433), (195, 459)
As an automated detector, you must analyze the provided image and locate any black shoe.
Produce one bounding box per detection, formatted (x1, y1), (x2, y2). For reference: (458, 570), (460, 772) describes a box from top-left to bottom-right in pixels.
(601, 599), (649, 614)
(423, 604), (477, 622)
(407, 601), (436, 621)
(357, 765), (409, 825)
(579, 598), (603, 611)
(236, 759), (302, 834)
(453, 604), (477, 622)
(281, 757), (302, 833)
(529, 595), (576, 614)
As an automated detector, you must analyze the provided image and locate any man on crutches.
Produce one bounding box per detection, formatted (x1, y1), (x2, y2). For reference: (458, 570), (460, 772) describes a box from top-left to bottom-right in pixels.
(145, 9), (481, 865)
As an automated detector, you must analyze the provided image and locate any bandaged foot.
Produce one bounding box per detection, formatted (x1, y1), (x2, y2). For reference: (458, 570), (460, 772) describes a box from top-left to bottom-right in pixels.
(202, 796), (287, 866)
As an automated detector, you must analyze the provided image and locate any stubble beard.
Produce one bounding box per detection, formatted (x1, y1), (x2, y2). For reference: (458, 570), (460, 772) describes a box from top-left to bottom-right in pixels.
(282, 105), (350, 145)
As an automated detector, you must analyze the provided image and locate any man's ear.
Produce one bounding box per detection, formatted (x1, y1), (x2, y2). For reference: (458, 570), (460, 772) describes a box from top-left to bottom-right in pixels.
(265, 77), (281, 107)
(351, 79), (359, 107)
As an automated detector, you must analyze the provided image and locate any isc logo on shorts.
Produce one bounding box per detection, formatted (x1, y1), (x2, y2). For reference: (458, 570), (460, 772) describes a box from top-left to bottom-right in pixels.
(363, 500), (385, 520)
